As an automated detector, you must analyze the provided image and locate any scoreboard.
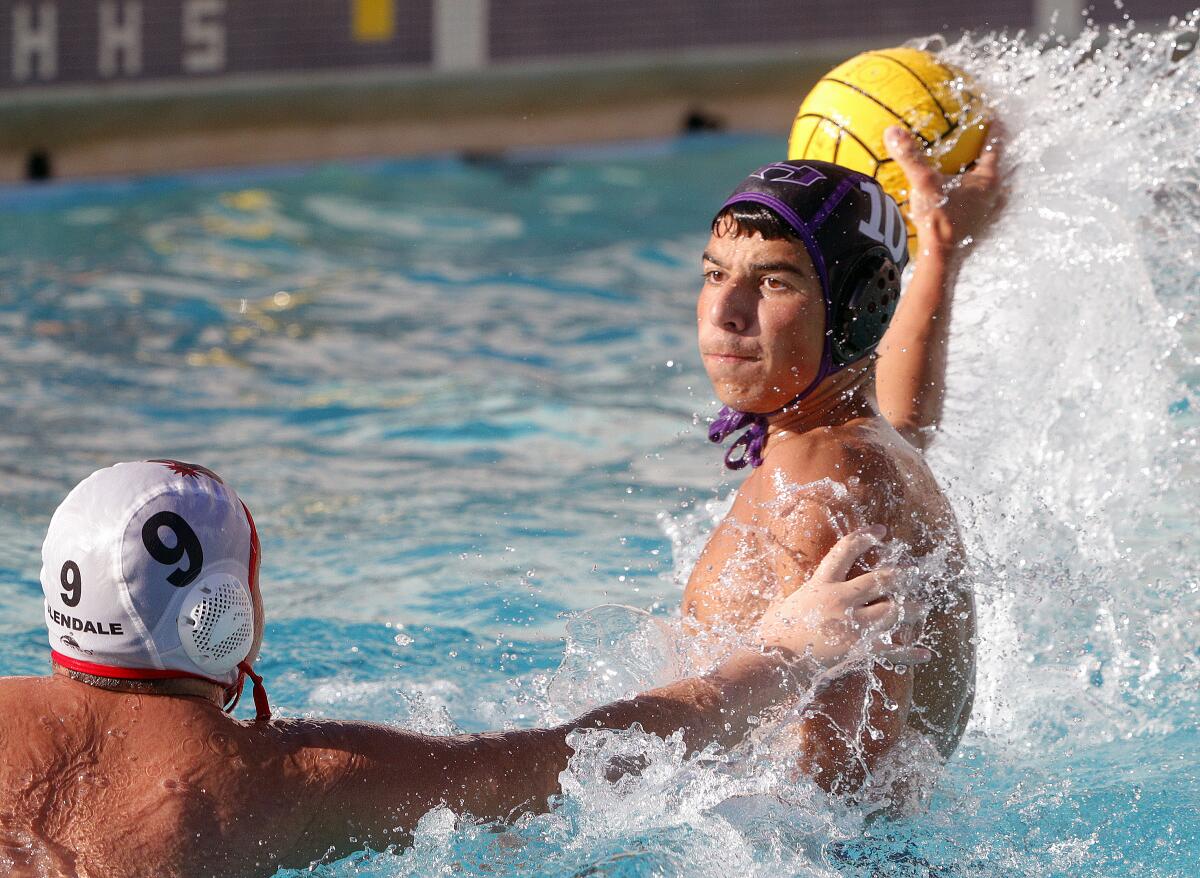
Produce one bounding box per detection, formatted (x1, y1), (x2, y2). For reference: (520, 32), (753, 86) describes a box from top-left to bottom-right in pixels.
(0, 1), (441, 90)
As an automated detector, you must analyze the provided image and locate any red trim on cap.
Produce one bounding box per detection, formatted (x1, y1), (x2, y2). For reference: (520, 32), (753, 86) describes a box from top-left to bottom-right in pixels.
(51, 650), (227, 687)
(240, 500), (260, 597)
(231, 500), (270, 722)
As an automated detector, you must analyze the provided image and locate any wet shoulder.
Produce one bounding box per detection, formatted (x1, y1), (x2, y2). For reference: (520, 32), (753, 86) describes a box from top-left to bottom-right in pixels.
(0, 677), (111, 844)
(0, 678), (47, 765)
(0, 677), (99, 761)
(750, 419), (896, 510)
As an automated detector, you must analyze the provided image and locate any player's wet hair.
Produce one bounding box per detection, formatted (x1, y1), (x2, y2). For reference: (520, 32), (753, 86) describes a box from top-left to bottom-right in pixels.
(711, 202), (799, 242)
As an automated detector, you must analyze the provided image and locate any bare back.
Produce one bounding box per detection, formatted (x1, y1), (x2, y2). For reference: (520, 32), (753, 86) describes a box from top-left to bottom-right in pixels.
(682, 414), (975, 779)
(0, 673), (607, 877)
(0, 677), (341, 878)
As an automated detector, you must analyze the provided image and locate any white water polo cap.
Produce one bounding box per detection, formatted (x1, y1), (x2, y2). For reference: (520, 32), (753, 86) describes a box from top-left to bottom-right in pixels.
(41, 460), (269, 718)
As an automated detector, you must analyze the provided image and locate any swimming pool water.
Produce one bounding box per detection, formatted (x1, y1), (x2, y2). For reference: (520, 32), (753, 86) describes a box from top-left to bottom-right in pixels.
(2, 18), (1199, 877)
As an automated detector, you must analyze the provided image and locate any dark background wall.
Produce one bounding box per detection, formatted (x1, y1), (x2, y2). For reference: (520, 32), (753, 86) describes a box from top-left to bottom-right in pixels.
(0, 0), (1047, 91)
(0, 1), (1192, 92)
(0, 0), (1191, 180)
(1089, 0), (1194, 21)
(488, 1), (1036, 60)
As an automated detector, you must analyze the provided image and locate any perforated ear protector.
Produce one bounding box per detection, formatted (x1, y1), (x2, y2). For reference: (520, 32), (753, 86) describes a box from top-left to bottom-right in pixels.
(830, 246), (902, 367)
(178, 572), (256, 677)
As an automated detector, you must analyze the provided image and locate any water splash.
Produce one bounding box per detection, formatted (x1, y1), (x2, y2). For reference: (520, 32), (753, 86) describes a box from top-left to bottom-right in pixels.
(1, 13), (1198, 878)
(931, 15), (1200, 754)
(553, 17), (1200, 878)
(544, 605), (682, 721)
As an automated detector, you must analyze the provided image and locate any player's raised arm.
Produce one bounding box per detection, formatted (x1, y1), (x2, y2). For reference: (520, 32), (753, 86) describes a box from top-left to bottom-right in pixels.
(875, 124), (1005, 448)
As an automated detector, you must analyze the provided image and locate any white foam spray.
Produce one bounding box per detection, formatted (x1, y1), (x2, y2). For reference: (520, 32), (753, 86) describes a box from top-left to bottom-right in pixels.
(329, 16), (1200, 877)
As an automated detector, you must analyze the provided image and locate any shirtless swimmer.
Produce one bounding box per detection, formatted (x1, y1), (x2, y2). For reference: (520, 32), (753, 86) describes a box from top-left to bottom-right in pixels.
(683, 127), (1003, 793)
(0, 460), (927, 878)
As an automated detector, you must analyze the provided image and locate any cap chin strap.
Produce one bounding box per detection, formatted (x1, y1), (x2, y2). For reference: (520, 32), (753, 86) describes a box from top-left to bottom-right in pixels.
(223, 661), (272, 722)
(709, 344), (838, 471)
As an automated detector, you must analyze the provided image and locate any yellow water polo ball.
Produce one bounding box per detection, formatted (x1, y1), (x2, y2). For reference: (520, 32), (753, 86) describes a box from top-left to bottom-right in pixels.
(788, 47), (989, 241)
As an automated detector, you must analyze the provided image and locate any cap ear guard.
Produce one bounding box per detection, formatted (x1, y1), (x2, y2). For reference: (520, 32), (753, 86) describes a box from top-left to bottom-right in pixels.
(177, 572), (256, 677)
(829, 247), (902, 367)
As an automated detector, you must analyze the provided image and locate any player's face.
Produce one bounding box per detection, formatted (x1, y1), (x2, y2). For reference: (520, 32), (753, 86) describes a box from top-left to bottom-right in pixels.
(697, 229), (825, 412)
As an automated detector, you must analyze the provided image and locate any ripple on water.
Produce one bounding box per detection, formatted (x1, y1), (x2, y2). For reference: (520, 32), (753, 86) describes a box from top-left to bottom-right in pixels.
(3, 13), (1200, 878)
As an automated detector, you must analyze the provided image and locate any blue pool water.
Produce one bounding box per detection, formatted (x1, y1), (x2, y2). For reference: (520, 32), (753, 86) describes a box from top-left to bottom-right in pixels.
(2, 19), (1199, 877)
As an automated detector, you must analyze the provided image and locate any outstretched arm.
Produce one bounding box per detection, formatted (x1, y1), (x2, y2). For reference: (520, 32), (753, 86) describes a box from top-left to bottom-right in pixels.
(875, 123), (1005, 449)
(288, 532), (926, 862)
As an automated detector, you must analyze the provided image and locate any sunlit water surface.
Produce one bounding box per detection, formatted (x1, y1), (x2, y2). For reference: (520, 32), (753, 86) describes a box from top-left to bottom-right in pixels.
(1, 16), (1199, 877)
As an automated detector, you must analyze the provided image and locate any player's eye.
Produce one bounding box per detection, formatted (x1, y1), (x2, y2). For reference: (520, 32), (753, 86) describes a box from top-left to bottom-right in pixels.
(703, 268), (725, 284)
(761, 275), (790, 293)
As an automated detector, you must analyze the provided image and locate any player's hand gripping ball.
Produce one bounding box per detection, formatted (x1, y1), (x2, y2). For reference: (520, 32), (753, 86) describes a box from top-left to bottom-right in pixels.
(788, 47), (989, 242)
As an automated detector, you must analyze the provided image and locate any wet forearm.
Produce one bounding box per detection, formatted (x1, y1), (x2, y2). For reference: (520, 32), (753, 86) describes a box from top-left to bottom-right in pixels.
(455, 649), (802, 820)
(569, 648), (796, 751)
(876, 244), (960, 447)
(308, 650), (803, 847)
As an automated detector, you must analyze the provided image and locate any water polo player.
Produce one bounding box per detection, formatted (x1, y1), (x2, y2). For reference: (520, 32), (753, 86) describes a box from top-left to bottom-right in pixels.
(684, 130), (1003, 793)
(0, 459), (928, 877)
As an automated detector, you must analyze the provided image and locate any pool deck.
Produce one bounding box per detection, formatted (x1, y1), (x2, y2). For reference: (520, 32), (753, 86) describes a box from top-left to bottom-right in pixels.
(0, 43), (864, 181)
